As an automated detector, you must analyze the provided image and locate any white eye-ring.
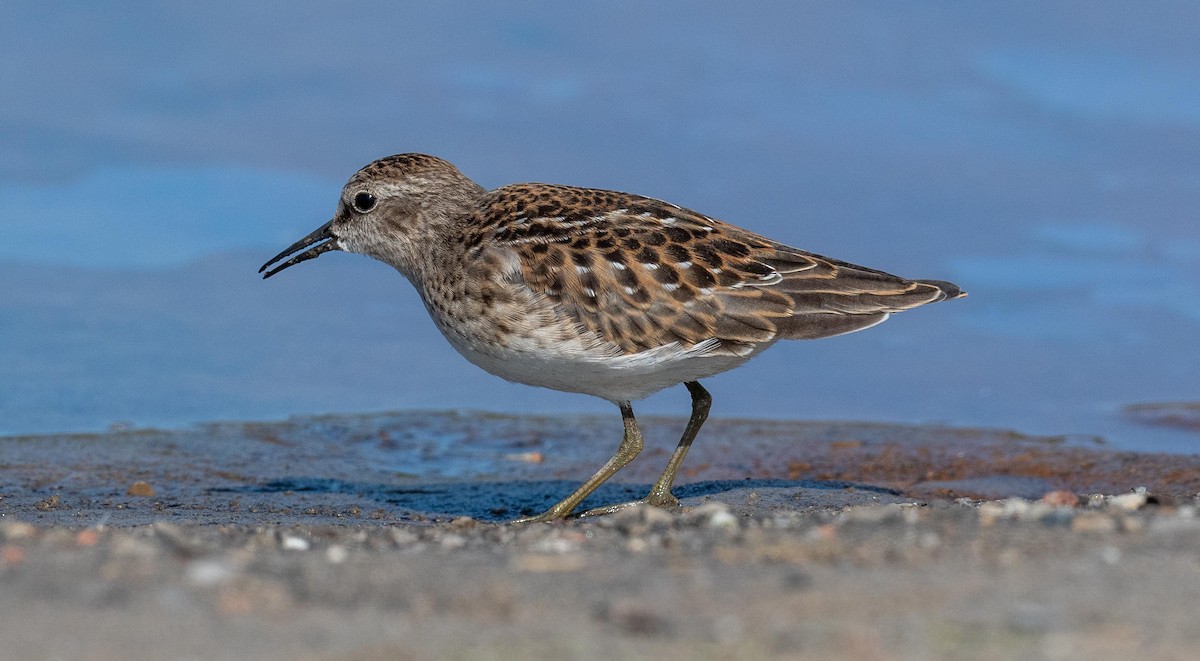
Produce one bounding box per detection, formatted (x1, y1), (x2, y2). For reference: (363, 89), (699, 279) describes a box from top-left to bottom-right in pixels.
(352, 191), (377, 213)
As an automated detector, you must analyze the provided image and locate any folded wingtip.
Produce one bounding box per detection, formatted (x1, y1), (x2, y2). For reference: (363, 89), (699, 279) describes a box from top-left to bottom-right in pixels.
(916, 279), (965, 301)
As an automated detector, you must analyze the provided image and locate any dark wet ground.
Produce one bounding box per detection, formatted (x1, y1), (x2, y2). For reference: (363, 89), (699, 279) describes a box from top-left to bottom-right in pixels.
(6, 410), (1199, 526)
(2, 411), (1200, 660)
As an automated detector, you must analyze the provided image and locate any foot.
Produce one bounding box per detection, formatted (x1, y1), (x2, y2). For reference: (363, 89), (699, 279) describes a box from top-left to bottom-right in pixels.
(510, 503), (574, 524)
(574, 490), (681, 518)
(644, 489), (680, 509)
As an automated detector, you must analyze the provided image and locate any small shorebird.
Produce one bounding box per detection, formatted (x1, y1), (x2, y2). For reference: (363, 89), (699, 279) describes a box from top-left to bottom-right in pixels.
(261, 154), (964, 522)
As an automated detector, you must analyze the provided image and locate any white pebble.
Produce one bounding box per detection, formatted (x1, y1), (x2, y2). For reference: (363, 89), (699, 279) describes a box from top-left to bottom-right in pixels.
(186, 559), (236, 586)
(531, 533), (582, 554)
(281, 535), (310, 551)
(1108, 492), (1148, 511)
(325, 544), (349, 564)
(439, 534), (467, 550)
(0, 521), (36, 541)
(707, 509), (739, 530)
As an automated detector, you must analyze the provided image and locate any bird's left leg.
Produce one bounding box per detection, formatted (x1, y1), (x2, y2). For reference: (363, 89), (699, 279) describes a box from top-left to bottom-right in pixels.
(643, 381), (711, 508)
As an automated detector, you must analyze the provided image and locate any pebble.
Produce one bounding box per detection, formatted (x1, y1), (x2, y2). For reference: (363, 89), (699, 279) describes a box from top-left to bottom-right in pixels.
(625, 537), (649, 553)
(186, 559), (237, 586)
(800, 523), (834, 542)
(0, 521), (37, 541)
(35, 494), (63, 511)
(1040, 490), (1079, 508)
(504, 451), (544, 463)
(706, 509), (739, 530)
(75, 529), (100, 547)
(1, 545), (26, 566)
(766, 512), (804, 529)
(1108, 492), (1149, 511)
(688, 502), (739, 530)
(126, 481), (156, 497)
(978, 498), (1031, 525)
(325, 544), (349, 564)
(529, 531), (584, 554)
(439, 534), (467, 550)
(390, 529), (419, 547)
(280, 535), (310, 551)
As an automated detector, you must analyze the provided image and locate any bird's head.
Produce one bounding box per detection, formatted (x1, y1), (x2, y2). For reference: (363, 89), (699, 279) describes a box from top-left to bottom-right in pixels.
(259, 153), (484, 279)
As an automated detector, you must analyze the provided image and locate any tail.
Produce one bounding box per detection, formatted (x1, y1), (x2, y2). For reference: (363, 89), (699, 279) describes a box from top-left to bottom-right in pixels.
(772, 266), (965, 341)
(916, 278), (964, 301)
(915, 279), (967, 302)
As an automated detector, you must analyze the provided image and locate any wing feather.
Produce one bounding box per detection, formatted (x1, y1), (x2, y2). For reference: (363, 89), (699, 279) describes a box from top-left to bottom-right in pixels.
(469, 183), (962, 355)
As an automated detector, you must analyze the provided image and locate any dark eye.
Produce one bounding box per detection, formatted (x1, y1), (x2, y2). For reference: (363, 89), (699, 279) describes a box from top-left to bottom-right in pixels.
(352, 191), (377, 213)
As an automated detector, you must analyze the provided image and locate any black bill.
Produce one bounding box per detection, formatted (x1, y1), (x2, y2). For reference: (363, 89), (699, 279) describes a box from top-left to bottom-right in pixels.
(259, 220), (339, 279)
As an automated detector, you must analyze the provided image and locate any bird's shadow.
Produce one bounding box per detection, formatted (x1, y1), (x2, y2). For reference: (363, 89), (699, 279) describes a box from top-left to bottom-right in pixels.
(212, 476), (901, 522)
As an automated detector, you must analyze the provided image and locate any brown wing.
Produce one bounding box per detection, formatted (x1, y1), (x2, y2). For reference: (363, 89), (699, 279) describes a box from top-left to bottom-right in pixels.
(470, 184), (962, 356)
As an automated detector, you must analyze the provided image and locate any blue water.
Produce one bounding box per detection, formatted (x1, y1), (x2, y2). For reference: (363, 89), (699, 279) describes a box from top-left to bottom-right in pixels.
(2, 3), (1197, 452)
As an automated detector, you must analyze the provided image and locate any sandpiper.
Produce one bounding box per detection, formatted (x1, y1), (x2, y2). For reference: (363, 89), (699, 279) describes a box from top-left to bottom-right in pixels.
(260, 154), (964, 522)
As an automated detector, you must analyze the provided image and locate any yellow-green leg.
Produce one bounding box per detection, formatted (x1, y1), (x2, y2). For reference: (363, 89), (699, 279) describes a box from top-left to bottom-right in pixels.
(644, 381), (710, 508)
(574, 381), (711, 519)
(512, 401), (643, 523)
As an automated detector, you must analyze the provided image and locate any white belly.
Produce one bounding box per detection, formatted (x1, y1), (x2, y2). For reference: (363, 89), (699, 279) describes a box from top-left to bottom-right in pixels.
(432, 314), (770, 403)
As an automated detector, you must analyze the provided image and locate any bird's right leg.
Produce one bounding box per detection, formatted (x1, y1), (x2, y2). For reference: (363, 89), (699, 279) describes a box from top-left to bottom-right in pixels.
(511, 402), (643, 523)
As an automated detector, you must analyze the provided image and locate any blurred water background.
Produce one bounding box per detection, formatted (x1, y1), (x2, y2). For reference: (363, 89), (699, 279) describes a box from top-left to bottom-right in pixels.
(1, 3), (1196, 452)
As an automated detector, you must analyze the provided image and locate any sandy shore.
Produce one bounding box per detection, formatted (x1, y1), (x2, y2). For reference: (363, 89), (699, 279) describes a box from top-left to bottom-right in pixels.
(1, 411), (1198, 660)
